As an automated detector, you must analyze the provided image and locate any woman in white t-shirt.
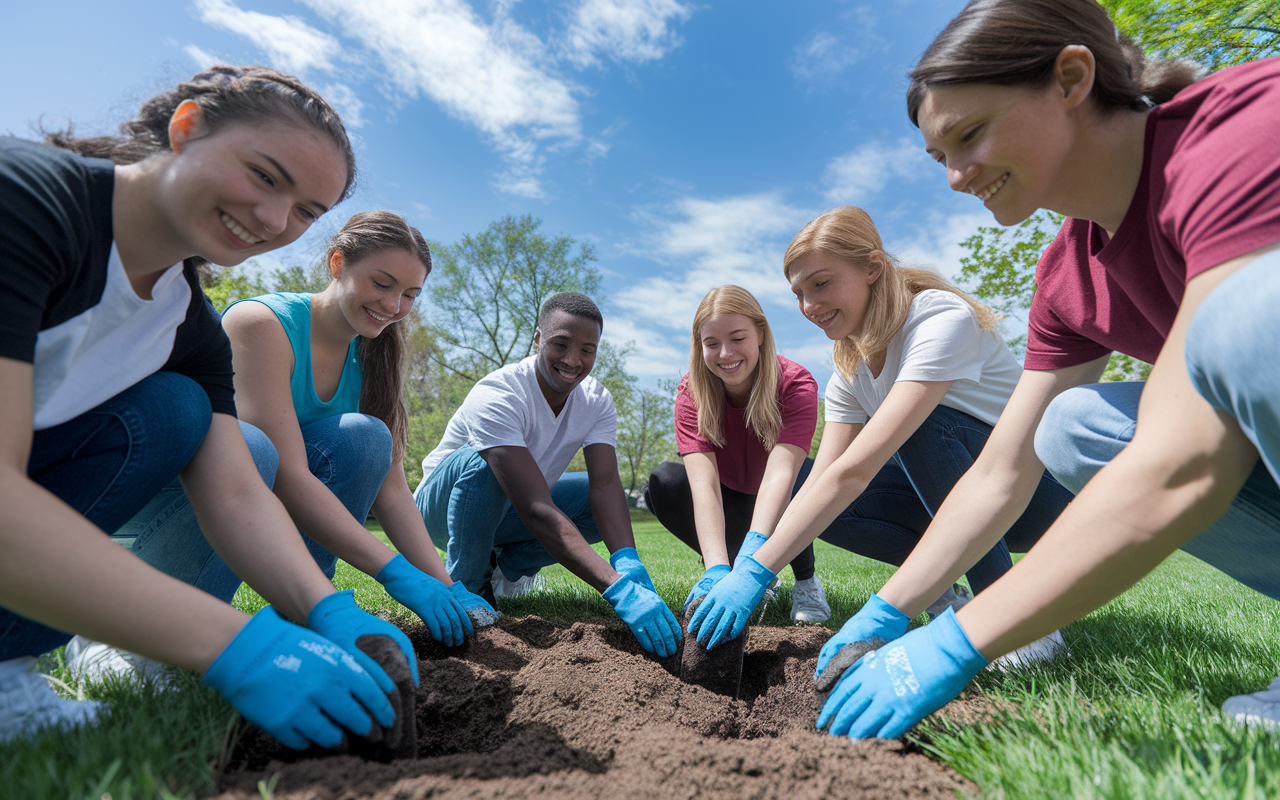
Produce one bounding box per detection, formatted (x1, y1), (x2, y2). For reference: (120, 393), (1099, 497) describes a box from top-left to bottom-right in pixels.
(689, 206), (1073, 663)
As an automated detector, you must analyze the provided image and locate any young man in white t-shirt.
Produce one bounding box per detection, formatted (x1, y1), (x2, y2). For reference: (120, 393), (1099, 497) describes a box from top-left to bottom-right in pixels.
(413, 293), (680, 657)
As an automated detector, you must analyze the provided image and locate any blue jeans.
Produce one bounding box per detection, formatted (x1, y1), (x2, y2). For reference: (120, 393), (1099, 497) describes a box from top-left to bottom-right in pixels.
(0, 372), (212, 660)
(125, 413), (392, 603)
(414, 447), (600, 594)
(819, 404), (1074, 595)
(1035, 253), (1280, 602)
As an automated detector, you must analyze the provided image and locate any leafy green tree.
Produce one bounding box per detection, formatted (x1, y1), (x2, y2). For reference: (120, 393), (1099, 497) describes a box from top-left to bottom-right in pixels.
(615, 382), (678, 495)
(425, 214), (601, 382)
(1102, 0), (1280, 70)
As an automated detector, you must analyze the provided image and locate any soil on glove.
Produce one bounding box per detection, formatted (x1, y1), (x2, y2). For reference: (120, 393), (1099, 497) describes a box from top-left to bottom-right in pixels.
(215, 616), (973, 800)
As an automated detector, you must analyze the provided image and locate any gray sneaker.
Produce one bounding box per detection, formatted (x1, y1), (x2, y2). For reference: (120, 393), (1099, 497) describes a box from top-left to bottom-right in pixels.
(925, 583), (972, 621)
(790, 575), (831, 623)
(0, 656), (104, 743)
(1223, 676), (1280, 728)
(490, 570), (547, 599)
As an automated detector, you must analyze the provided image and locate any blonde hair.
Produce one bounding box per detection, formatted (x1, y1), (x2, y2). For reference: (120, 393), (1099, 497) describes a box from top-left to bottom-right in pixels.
(687, 285), (783, 451)
(783, 206), (999, 382)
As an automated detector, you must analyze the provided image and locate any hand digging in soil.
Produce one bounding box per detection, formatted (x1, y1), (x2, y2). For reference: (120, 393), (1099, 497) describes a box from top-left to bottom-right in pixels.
(813, 637), (886, 719)
(344, 634), (418, 761)
(679, 597), (746, 698)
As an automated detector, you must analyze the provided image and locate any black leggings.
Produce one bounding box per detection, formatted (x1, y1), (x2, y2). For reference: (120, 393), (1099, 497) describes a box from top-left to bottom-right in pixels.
(644, 459), (817, 581)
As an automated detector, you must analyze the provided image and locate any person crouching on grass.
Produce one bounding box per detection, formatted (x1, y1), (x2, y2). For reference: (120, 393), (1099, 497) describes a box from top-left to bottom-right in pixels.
(0, 65), (408, 749)
(687, 207), (1073, 664)
(818, 0), (1280, 739)
(413, 292), (681, 657)
(65, 211), (497, 683)
(645, 284), (831, 626)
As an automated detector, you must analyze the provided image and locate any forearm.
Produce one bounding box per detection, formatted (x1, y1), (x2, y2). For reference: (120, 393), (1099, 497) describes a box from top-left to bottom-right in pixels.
(373, 464), (454, 585)
(521, 502), (620, 592)
(748, 465), (800, 536)
(753, 465), (871, 572)
(589, 478), (637, 554)
(273, 468), (397, 577)
(0, 469), (247, 672)
(876, 459), (1040, 618)
(959, 441), (1250, 658)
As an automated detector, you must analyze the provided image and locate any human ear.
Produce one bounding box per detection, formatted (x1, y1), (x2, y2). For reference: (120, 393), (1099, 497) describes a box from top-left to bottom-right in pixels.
(167, 100), (208, 153)
(866, 253), (887, 285)
(1055, 45), (1096, 111)
(532, 328), (542, 349)
(328, 249), (344, 279)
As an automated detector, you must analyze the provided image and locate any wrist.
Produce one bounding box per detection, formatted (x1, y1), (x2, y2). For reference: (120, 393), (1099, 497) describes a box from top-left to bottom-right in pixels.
(736, 555), (777, 588)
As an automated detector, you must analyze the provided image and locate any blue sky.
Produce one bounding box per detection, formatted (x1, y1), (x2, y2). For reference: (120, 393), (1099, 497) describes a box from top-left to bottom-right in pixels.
(4, 0), (1002, 392)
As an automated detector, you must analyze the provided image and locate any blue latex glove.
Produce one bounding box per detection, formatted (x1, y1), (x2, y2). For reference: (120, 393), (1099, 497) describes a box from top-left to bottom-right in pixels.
(203, 606), (395, 750)
(817, 607), (988, 739)
(609, 547), (657, 593)
(688, 555), (775, 649)
(602, 577), (681, 657)
(815, 592), (911, 679)
(376, 554), (472, 647)
(448, 580), (499, 626)
(735, 531), (769, 563)
(306, 590), (420, 690)
(683, 564), (731, 613)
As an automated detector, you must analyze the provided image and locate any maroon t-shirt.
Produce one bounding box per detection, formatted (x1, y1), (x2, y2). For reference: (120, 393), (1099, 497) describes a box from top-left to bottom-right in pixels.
(1025, 57), (1280, 370)
(674, 355), (818, 495)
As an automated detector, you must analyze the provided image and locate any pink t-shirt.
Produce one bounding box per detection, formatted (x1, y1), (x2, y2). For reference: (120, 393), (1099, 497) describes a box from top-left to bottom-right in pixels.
(1025, 57), (1280, 370)
(674, 355), (818, 495)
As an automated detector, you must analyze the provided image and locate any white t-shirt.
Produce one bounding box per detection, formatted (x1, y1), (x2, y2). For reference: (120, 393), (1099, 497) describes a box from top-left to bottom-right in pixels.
(421, 355), (617, 488)
(824, 290), (1021, 427)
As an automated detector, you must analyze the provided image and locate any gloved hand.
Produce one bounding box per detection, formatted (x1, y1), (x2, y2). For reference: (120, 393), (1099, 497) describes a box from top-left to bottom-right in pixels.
(203, 606), (395, 750)
(609, 547), (657, 593)
(815, 592), (911, 680)
(376, 554), (472, 647)
(602, 577), (681, 657)
(817, 607), (987, 739)
(683, 564), (731, 613)
(306, 590), (420, 690)
(448, 580), (499, 627)
(688, 555), (775, 649)
(735, 531), (769, 563)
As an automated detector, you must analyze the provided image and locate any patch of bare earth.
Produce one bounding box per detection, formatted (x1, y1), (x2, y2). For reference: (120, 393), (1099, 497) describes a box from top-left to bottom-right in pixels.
(213, 617), (974, 800)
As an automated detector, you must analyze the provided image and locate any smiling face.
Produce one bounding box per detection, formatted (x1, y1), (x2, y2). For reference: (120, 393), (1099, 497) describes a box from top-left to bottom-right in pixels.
(919, 82), (1074, 226)
(533, 309), (600, 408)
(698, 313), (763, 403)
(330, 247), (427, 339)
(155, 114), (348, 267)
(788, 249), (879, 341)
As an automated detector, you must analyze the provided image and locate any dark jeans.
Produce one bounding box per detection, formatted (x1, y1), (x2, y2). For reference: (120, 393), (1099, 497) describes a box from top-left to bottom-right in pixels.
(645, 458), (817, 581)
(0, 372), (213, 660)
(819, 404), (1073, 595)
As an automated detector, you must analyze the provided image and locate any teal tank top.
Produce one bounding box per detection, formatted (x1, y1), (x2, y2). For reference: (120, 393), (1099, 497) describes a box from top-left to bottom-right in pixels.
(227, 292), (363, 429)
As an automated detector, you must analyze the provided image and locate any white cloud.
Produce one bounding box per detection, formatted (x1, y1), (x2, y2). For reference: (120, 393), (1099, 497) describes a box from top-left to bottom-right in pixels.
(194, 0), (341, 74)
(302, 0), (581, 198)
(320, 83), (365, 128)
(823, 138), (936, 205)
(602, 315), (687, 379)
(789, 32), (862, 82)
(563, 0), (693, 68)
(184, 44), (220, 70)
(887, 210), (989, 282)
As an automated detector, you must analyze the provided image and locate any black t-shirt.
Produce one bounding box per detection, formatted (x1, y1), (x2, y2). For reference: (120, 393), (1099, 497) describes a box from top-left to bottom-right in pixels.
(0, 136), (236, 429)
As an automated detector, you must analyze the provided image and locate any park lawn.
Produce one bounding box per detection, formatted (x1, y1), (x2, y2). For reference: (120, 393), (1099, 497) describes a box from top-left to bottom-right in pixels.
(4, 509), (1280, 799)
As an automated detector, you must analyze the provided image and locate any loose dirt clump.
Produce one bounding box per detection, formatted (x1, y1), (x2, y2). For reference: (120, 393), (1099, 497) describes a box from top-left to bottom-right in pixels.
(215, 616), (973, 800)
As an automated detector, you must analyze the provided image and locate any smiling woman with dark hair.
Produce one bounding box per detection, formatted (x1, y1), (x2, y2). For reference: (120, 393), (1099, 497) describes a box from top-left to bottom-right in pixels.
(816, 0), (1280, 740)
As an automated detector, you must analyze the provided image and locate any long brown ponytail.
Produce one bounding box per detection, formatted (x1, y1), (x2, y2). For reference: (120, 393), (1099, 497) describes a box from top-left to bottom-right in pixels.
(324, 211), (432, 462)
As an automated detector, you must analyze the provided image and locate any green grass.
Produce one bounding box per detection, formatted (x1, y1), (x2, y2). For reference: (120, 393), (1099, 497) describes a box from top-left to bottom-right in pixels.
(5, 510), (1280, 798)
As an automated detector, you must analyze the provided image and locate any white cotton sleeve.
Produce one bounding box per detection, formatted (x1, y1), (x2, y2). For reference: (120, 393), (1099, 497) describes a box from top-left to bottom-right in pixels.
(824, 371), (868, 425)
(895, 291), (987, 385)
(463, 382), (530, 451)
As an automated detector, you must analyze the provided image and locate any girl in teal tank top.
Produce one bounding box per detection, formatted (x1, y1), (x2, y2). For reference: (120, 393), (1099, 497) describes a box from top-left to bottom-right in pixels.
(220, 212), (497, 643)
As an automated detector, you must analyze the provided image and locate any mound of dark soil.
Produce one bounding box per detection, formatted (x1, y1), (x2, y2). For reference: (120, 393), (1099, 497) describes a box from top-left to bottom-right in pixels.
(214, 617), (972, 799)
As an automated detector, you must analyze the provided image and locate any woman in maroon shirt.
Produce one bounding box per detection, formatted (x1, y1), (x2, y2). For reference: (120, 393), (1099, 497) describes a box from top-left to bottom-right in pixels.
(817, 0), (1280, 738)
(645, 284), (829, 623)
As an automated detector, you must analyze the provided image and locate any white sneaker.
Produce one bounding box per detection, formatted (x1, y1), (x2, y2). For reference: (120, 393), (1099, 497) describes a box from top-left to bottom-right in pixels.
(1223, 675), (1280, 729)
(925, 584), (972, 620)
(65, 636), (174, 688)
(490, 570), (547, 599)
(0, 656), (104, 743)
(988, 629), (1066, 671)
(790, 575), (831, 623)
